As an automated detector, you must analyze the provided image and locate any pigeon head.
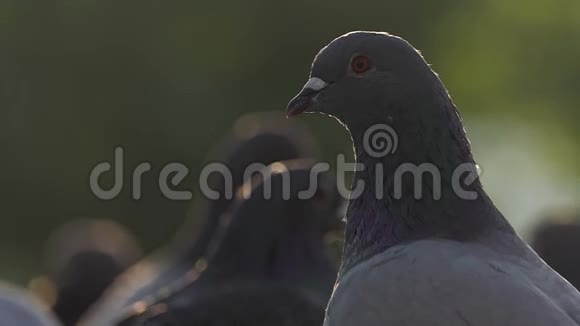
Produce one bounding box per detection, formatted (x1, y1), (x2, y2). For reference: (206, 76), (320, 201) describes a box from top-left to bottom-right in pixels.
(287, 31), (476, 179)
(287, 31), (439, 126)
(43, 219), (141, 326)
(191, 112), (319, 224)
(285, 31), (473, 175)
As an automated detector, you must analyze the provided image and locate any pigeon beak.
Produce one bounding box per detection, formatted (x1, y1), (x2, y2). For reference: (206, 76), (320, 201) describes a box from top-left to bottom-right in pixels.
(286, 77), (328, 118)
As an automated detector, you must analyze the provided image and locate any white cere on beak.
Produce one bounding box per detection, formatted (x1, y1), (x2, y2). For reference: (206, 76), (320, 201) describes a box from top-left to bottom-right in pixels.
(302, 77), (328, 92)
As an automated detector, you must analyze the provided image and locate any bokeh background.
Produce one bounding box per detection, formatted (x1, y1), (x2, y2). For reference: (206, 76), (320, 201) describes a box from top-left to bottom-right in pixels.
(0, 0), (578, 284)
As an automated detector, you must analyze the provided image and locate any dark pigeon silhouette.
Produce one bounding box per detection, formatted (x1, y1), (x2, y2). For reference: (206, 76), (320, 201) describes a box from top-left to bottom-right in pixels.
(170, 112), (323, 277)
(0, 283), (60, 326)
(81, 113), (333, 325)
(531, 210), (580, 290)
(117, 159), (342, 326)
(42, 218), (141, 326)
(287, 31), (580, 325)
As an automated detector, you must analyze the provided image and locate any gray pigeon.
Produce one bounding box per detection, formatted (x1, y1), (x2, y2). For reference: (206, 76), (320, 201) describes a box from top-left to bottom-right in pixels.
(0, 283), (60, 326)
(287, 31), (580, 325)
(80, 113), (333, 325)
(117, 159), (342, 326)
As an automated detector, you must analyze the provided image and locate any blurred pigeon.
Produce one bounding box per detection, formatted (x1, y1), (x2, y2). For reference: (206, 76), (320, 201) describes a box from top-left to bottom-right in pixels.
(0, 283), (60, 326)
(531, 210), (580, 290)
(81, 113), (331, 325)
(172, 112), (322, 274)
(118, 159), (342, 326)
(287, 31), (580, 325)
(40, 218), (141, 326)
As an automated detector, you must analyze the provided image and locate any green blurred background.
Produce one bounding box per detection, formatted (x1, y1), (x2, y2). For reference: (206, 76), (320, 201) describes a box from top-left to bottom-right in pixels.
(0, 0), (578, 284)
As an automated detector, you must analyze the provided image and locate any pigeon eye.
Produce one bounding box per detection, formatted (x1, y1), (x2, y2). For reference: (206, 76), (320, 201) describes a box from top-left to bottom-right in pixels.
(351, 55), (371, 74)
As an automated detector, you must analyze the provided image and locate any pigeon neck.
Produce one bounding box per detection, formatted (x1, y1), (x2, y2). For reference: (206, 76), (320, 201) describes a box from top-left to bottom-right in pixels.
(339, 100), (513, 274)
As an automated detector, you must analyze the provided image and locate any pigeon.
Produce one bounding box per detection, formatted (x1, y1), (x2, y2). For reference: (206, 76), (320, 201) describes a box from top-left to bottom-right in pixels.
(41, 218), (141, 326)
(287, 31), (580, 325)
(0, 283), (60, 326)
(531, 210), (580, 290)
(118, 159), (342, 326)
(80, 113), (331, 325)
(171, 112), (322, 275)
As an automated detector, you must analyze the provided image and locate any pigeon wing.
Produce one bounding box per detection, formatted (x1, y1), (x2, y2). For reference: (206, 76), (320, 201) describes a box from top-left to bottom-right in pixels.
(325, 239), (580, 326)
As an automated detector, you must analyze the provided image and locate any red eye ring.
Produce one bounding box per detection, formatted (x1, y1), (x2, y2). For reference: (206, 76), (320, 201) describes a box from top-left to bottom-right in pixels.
(351, 55), (371, 74)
